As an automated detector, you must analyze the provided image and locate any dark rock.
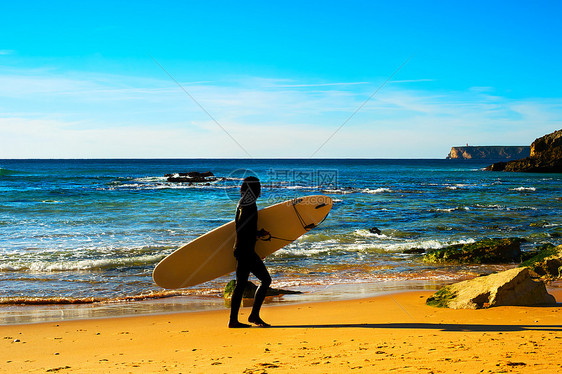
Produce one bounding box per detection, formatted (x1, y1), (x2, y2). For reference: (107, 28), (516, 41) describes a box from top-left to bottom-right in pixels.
(166, 171), (217, 183)
(423, 238), (523, 264)
(369, 227), (382, 235)
(426, 267), (556, 309)
(223, 280), (302, 299)
(402, 248), (426, 254)
(486, 161), (507, 171)
(485, 129), (562, 173)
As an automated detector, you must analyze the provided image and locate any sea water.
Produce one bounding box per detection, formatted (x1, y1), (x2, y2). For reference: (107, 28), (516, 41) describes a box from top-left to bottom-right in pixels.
(1, 159), (560, 322)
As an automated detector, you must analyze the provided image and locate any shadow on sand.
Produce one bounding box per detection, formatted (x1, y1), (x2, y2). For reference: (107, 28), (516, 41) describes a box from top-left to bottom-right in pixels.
(269, 322), (562, 332)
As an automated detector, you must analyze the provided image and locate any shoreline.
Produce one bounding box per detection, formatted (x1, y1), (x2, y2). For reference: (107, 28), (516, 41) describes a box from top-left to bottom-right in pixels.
(1, 279), (451, 326)
(3, 278), (561, 326)
(2, 289), (561, 373)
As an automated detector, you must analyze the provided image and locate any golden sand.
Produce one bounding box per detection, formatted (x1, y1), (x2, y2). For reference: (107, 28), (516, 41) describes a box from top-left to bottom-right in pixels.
(1, 289), (561, 373)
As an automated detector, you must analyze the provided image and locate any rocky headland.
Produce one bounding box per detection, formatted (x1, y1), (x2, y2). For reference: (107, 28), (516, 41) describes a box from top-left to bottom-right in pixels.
(485, 129), (562, 172)
(447, 146), (530, 160)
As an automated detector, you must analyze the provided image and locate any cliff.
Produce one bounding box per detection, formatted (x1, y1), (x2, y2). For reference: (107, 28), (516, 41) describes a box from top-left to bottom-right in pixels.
(446, 146), (530, 160)
(485, 129), (562, 173)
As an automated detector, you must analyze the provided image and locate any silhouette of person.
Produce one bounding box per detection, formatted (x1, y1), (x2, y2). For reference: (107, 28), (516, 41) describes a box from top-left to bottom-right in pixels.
(229, 176), (272, 328)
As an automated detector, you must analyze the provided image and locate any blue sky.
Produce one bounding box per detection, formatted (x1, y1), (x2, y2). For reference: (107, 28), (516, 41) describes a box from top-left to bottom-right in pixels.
(1, 0), (561, 158)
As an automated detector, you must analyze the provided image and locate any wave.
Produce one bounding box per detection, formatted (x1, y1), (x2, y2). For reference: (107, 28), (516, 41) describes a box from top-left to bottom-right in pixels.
(273, 234), (477, 258)
(371, 238), (476, 253)
(0, 253), (166, 273)
(0, 288), (217, 305)
(0, 167), (25, 176)
(428, 206), (470, 213)
(361, 188), (393, 194)
(354, 229), (391, 239)
(509, 187), (537, 192)
(474, 204), (538, 211)
(320, 187), (392, 195)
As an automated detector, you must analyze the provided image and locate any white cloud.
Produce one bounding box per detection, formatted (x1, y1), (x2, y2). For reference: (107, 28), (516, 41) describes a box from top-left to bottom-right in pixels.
(0, 68), (561, 158)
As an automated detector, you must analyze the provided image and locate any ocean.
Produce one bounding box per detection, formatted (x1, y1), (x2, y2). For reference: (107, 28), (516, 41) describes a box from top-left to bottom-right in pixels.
(1, 159), (560, 323)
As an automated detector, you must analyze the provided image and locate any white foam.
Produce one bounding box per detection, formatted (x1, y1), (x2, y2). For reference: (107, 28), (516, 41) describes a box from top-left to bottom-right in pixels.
(375, 238), (476, 253)
(361, 188), (393, 194)
(432, 207), (470, 213)
(321, 189), (354, 194)
(2, 254), (166, 273)
(510, 187), (537, 192)
(354, 229), (391, 239)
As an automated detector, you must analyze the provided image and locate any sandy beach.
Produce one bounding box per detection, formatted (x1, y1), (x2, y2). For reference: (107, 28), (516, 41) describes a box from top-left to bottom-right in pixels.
(1, 289), (561, 373)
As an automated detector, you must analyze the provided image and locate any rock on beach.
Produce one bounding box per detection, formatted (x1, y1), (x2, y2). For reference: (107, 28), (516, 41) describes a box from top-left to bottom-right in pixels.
(426, 267), (556, 309)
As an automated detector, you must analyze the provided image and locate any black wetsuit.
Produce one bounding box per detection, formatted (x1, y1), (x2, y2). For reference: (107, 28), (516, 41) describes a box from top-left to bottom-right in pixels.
(230, 200), (271, 321)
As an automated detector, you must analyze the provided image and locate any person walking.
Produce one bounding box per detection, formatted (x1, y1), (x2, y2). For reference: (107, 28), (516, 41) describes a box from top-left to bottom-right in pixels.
(228, 176), (272, 328)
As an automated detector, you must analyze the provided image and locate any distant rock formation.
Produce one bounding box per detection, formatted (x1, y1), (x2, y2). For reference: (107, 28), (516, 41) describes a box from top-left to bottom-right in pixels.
(485, 129), (562, 172)
(426, 267), (556, 309)
(446, 146), (530, 160)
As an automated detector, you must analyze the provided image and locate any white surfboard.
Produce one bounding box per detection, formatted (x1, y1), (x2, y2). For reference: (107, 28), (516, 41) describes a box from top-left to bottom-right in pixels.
(153, 195), (333, 289)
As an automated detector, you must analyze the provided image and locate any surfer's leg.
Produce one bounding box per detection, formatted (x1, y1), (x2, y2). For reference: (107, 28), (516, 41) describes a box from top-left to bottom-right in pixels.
(229, 259), (252, 328)
(248, 255), (271, 327)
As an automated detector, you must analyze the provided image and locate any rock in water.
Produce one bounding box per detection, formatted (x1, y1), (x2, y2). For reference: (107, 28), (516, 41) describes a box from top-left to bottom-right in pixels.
(369, 227), (382, 235)
(423, 238), (522, 264)
(426, 268), (556, 309)
(166, 171), (217, 183)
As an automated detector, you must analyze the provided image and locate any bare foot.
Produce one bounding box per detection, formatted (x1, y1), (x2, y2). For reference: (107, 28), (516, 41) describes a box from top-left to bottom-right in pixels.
(248, 316), (271, 327)
(228, 321), (252, 328)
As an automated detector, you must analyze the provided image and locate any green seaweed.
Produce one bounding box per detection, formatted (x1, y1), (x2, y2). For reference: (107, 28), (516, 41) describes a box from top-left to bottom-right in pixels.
(423, 238), (522, 264)
(520, 244), (558, 269)
(426, 286), (456, 308)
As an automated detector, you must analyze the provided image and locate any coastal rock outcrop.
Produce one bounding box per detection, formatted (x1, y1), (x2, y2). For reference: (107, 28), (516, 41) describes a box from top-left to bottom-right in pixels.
(423, 238), (522, 264)
(426, 267), (556, 309)
(447, 146), (530, 160)
(165, 171), (217, 183)
(521, 244), (562, 280)
(485, 129), (562, 172)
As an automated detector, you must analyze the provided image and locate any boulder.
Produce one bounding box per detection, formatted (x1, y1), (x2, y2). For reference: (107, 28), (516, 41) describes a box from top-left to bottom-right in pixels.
(426, 267), (556, 309)
(423, 238), (522, 264)
(223, 280), (302, 299)
(485, 129), (562, 172)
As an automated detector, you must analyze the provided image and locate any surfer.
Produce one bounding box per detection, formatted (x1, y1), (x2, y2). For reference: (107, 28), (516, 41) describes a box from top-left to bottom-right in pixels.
(229, 176), (272, 328)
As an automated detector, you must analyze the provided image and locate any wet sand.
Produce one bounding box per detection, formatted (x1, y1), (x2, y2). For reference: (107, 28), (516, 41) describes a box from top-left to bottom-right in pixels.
(1, 289), (561, 373)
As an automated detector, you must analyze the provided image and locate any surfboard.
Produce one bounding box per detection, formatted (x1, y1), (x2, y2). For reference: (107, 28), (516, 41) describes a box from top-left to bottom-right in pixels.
(152, 195), (333, 289)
